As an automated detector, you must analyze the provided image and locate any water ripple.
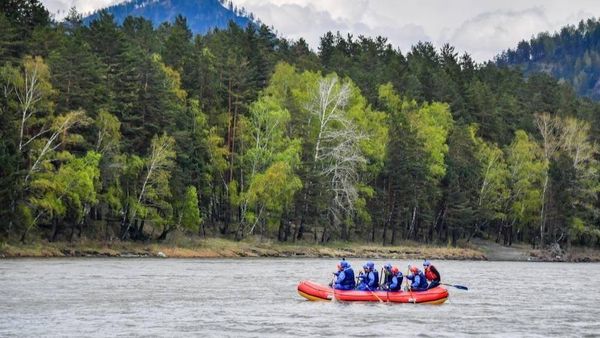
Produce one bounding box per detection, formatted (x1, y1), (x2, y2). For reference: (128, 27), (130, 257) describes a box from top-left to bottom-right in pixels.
(0, 259), (599, 337)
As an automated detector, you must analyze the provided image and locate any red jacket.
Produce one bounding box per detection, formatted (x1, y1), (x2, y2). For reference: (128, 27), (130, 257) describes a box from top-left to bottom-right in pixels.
(425, 265), (441, 282)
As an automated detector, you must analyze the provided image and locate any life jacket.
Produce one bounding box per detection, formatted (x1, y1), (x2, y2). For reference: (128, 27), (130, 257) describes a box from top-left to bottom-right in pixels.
(412, 271), (428, 290)
(370, 270), (379, 288)
(425, 265), (441, 282)
(389, 272), (403, 291)
(341, 267), (355, 288)
(384, 271), (393, 285)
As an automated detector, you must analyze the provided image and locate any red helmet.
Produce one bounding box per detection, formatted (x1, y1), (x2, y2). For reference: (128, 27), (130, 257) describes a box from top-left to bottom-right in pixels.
(409, 265), (418, 274)
(391, 267), (399, 274)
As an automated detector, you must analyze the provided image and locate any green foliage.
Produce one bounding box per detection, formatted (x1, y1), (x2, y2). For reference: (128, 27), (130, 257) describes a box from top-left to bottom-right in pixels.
(506, 130), (545, 233)
(3, 6), (600, 249)
(469, 125), (510, 222)
(180, 186), (201, 232)
(0, 13), (23, 63)
(29, 151), (101, 229)
(444, 125), (481, 239)
(499, 18), (600, 100)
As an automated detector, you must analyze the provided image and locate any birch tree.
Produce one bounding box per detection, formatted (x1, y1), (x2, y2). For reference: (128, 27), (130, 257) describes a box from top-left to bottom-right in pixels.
(235, 96), (301, 239)
(3, 56), (56, 154)
(1, 57), (95, 241)
(95, 110), (121, 155)
(25, 110), (89, 183)
(534, 112), (562, 247)
(122, 133), (176, 239)
(555, 117), (599, 245)
(469, 125), (509, 232)
(506, 130), (545, 245)
(28, 151), (101, 241)
(307, 76), (366, 240)
(533, 113), (599, 247)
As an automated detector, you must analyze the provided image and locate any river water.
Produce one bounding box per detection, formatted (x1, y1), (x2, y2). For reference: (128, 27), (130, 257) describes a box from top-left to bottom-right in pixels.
(1, 258), (599, 337)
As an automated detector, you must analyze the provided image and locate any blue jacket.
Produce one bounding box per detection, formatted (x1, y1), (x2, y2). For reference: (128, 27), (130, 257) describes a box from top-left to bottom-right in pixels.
(407, 271), (428, 291)
(389, 272), (403, 292)
(356, 270), (378, 291)
(334, 267), (355, 290)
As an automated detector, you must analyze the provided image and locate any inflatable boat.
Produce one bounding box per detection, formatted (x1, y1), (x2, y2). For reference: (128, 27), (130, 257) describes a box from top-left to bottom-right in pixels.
(297, 280), (448, 304)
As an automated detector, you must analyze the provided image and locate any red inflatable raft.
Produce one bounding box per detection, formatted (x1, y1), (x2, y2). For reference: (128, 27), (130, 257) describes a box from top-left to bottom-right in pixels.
(297, 280), (449, 304)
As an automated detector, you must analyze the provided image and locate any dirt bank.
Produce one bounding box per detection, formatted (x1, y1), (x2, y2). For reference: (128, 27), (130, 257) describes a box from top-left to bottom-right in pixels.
(473, 238), (600, 262)
(2, 239), (598, 261)
(0, 239), (485, 260)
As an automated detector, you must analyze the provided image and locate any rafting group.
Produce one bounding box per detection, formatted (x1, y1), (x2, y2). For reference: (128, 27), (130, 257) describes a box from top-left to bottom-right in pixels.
(297, 258), (466, 303)
(329, 259), (441, 292)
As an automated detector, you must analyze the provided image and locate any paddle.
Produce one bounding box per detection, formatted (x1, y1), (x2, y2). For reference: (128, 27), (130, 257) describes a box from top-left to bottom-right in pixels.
(405, 267), (416, 304)
(329, 274), (339, 301)
(441, 283), (469, 291)
(365, 284), (384, 303)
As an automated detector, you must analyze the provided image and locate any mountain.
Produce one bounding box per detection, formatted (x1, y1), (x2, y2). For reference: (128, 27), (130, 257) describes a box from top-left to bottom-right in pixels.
(497, 18), (600, 100)
(83, 0), (253, 34)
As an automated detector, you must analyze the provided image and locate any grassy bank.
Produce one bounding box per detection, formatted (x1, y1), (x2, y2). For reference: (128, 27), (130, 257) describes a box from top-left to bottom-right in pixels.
(3, 238), (598, 261)
(0, 237), (485, 260)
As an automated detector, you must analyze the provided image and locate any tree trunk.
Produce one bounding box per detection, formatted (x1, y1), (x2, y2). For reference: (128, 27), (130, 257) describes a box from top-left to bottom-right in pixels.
(539, 174), (549, 248)
(68, 222), (75, 242)
(278, 219), (285, 242)
(50, 219), (59, 242)
(157, 225), (173, 241)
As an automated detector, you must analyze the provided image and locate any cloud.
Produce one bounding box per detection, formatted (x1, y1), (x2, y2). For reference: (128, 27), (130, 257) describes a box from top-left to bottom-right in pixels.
(245, 1), (429, 53)
(40, 0), (600, 61)
(248, 3), (346, 47)
(444, 7), (553, 61)
(43, 0), (122, 18)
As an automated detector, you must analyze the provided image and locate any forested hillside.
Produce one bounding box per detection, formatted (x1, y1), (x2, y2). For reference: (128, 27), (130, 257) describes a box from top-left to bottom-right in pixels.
(498, 18), (600, 100)
(1, 1), (600, 250)
(83, 0), (253, 34)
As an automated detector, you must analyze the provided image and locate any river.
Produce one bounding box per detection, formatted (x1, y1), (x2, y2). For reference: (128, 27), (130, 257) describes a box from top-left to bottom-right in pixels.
(1, 258), (599, 337)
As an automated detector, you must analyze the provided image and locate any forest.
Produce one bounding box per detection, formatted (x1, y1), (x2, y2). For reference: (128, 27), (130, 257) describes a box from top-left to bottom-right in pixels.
(498, 17), (600, 100)
(2, 0), (600, 250)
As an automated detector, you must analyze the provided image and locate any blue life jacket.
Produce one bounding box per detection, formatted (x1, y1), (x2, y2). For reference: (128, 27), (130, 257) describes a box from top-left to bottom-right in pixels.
(409, 271), (428, 291)
(335, 267), (355, 290)
(370, 270), (379, 289)
(389, 272), (403, 292)
(357, 270), (379, 291)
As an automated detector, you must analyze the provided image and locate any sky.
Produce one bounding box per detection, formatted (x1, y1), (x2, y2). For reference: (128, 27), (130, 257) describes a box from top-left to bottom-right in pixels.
(41, 0), (600, 61)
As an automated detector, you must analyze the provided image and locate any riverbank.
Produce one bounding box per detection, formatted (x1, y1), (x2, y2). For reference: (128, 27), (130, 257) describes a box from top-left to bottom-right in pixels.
(0, 238), (484, 260)
(1, 238), (598, 261)
(473, 238), (600, 262)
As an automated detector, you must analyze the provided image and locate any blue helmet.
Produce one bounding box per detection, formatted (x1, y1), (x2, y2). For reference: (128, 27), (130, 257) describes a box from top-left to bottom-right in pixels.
(384, 263), (392, 271)
(423, 260), (431, 267)
(366, 261), (375, 270)
(363, 264), (368, 270)
(340, 261), (350, 269)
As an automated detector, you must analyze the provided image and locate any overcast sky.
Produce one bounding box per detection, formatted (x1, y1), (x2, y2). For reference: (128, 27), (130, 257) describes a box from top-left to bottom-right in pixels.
(41, 0), (599, 61)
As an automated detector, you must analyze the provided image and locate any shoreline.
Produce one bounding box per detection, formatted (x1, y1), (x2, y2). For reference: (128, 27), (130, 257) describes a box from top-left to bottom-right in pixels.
(1, 239), (598, 262)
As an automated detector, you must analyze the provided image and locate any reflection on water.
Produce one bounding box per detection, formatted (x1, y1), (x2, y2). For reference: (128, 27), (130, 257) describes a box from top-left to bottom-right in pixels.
(1, 258), (599, 337)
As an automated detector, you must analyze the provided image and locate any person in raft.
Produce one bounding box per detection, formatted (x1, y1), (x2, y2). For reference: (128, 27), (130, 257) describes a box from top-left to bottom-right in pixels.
(381, 263), (394, 288)
(423, 260), (441, 289)
(356, 261), (379, 291)
(331, 260), (356, 290)
(381, 266), (403, 292)
(406, 265), (429, 291)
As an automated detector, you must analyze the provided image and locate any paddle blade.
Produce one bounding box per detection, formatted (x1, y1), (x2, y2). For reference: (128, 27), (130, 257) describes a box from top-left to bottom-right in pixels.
(442, 283), (469, 290)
